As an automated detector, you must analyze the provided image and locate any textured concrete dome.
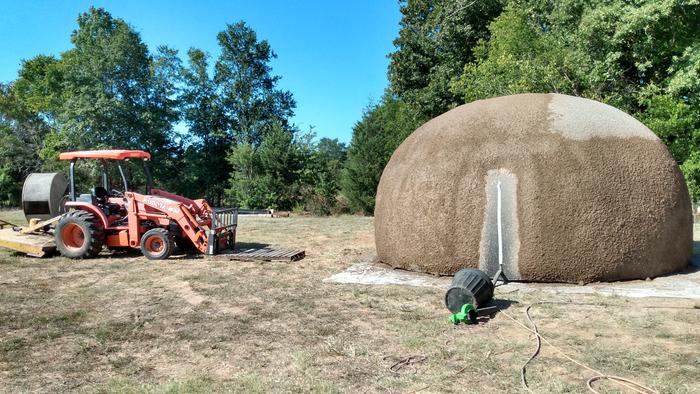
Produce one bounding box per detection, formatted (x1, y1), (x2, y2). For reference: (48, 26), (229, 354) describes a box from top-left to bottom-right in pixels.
(374, 93), (692, 283)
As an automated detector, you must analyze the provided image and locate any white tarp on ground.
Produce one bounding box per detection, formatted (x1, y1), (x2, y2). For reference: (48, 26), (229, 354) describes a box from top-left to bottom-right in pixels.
(324, 260), (700, 300)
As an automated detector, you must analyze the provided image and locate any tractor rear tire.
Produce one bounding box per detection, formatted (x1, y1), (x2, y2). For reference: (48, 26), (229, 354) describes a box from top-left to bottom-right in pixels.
(55, 210), (105, 259)
(140, 228), (174, 260)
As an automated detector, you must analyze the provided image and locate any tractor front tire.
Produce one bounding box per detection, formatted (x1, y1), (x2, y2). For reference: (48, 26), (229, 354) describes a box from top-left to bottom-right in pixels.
(140, 228), (174, 260)
(55, 210), (105, 259)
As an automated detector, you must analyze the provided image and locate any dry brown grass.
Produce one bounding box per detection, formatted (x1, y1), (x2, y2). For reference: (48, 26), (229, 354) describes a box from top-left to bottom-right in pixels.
(0, 211), (698, 393)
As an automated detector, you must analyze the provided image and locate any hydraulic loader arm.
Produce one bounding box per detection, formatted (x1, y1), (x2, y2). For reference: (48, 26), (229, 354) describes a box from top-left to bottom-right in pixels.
(127, 193), (210, 253)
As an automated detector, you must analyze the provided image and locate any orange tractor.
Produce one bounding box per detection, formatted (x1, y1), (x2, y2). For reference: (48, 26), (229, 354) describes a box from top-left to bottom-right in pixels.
(19, 149), (237, 260)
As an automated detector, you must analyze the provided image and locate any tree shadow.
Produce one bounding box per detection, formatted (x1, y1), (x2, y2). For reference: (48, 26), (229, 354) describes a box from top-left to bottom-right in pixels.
(101, 248), (142, 258)
(232, 242), (271, 250)
(96, 241), (275, 261)
(164, 253), (203, 261)
(691, 240), (700, 268)
(632, 241), (700, 279)
(101, 247), (202, 260)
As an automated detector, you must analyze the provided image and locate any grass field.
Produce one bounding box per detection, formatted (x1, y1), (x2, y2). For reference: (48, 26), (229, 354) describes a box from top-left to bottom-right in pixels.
(0, 210), (699, 393)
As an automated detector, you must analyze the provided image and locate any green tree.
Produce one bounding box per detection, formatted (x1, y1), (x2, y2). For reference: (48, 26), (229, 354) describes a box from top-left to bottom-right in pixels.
(339, 0), (505, 215)
(450, 5), (586, 101)
(143, 46), (184, 189)
(59, 7), (151, 148)
(215, 21), (296, 146)
(0, 83), (50, 205)
(1, 9), (323, 210)
(12, 55), (64, 117)
(450, 0), (700, 198)
(217, 21), (301, 208)
(378, 95), (423, 155)
(9, 55), (66, 174)
(341, 96), (420, 214)
(299, 137), (348, 215)
(227, 123), (304, 209)
(681, 152), (700, 202)
(54, 7), (182, 186)
(389, 0), (504, 119)
(177, 48), (230, 204)
(342, 104), (389, 214)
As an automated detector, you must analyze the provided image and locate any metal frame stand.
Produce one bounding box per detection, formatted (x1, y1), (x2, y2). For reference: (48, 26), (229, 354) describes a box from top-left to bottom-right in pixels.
(492, 181), (509, 287)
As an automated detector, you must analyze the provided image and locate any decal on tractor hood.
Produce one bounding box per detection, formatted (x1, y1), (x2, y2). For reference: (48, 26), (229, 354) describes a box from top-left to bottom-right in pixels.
(144, 198), (180, 215)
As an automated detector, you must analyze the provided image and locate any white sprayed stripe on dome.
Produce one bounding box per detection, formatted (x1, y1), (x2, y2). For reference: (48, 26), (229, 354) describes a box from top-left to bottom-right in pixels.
(478, 169), (520, 280)
(547, 94), (658, 141)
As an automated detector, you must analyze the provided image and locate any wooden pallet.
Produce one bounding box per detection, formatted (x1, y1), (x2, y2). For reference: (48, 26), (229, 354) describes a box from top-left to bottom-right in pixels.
(212, 247), (305, 262)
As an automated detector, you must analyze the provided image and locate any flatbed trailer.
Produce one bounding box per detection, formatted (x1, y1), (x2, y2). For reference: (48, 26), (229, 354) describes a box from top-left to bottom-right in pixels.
(0, 220), (55, 257)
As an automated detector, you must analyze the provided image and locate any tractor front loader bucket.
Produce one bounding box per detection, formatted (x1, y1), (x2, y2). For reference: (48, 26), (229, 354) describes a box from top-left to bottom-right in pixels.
(207, 207), (238, 255)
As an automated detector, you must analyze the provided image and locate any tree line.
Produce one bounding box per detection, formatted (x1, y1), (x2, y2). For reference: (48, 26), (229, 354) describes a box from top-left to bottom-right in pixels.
(2, 1), (699, 215)
(343, 0), (700, 214)
(0, 7), (347, 214)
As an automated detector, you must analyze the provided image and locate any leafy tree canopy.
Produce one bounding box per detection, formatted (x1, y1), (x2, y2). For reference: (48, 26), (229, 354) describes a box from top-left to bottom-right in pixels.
(389, 0), (504, 119)
(451, 0), (700, 197)
(341, 95), (422, 214)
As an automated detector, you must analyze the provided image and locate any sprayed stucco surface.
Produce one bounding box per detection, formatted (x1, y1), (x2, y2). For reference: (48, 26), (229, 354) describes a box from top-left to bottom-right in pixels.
(374, 93), (692, 283)
(478, 170), (520, 279)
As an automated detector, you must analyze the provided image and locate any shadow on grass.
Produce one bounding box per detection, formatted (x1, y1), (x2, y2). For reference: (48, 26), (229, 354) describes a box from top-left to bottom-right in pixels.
(92, 241), (274, 261)
(100, 247), (202, 261)
(489, 298), (519, 311)
(232, 241), (270, 250)
(469, 299), (518, 324)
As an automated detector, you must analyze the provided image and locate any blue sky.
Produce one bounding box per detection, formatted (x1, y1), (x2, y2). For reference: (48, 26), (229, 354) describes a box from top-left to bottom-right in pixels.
(0, 1), (402, 143)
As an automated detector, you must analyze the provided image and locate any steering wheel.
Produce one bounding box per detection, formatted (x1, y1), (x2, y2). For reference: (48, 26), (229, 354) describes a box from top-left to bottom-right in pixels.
(110, 189), (124, 198)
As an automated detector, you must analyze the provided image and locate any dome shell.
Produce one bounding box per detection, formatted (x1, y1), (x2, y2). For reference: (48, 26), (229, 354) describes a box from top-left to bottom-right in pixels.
(374, 93), (692, 283)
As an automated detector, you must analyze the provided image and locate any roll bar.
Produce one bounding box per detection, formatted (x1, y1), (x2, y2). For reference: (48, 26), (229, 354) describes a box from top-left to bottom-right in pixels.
(67, 158), (153, 201)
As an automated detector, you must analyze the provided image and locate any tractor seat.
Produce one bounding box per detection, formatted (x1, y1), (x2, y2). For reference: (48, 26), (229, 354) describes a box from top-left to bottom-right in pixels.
(92, 186), (114, 214)
(93, 186), (109, 203)
(92, 186), (124, 217)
